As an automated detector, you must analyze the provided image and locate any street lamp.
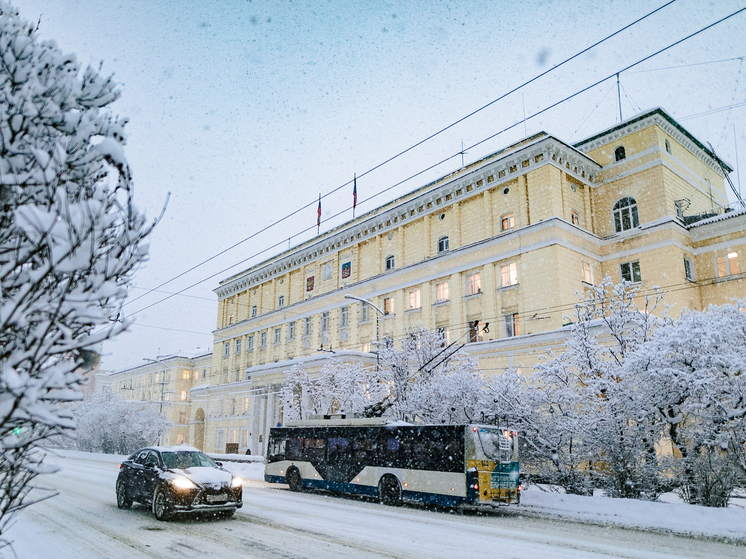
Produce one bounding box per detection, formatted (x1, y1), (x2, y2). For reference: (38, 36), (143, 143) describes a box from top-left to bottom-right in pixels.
(344, 294), (384, 370)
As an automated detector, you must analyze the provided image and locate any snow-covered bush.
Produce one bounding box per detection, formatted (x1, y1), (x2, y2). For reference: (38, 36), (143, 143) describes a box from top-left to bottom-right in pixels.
(0, 3), (154, 547)
(70, 391), (170, 454)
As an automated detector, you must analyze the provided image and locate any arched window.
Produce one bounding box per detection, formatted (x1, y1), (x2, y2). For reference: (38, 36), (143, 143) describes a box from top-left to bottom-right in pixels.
(501, 213), (515, 231)
(665, 139), (671, 154)
(613, 197), (639, 232)
(438, 236), (449, 253)
(614, 146), (626, 162)
(385, 255), (395, 270)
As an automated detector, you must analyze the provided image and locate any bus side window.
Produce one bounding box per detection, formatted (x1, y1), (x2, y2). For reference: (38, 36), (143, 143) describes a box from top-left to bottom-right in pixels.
(286, 437), (301, 460)
(327, 437), (349, 461)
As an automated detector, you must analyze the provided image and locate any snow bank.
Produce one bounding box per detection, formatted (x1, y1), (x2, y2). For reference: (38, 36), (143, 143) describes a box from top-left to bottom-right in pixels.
(521, 486), (746, 541)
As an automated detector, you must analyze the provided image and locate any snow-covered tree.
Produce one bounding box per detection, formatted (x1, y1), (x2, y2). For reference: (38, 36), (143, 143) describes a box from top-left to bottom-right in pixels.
(0, 4), (154, 547)
(69, 391), (170, 454)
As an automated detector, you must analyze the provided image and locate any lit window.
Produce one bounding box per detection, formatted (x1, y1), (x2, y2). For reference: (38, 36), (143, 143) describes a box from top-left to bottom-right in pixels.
(251, 305), (257, 318)
(243, 397), (250, 413)
(274, 328), (281, 344)
(383, 297), (394, 315)
(620, 261), (642, 283)
(340, 306), (349, 328)
(500, 263), (518, 287)
(247, 335), (254, 351)
(176, 434), (185, 445)
(288, 322), (296, 340)
(468, 321), (483, 343)
(466, 273), (481, 296)
(438, 236), (449, 253)
(613, 197), (639, 232)
(235, 338), (242, 354)
(321, 312), (330, 332)
(361, 342), (371, 353)
(183, 370), (190, 380)
(181, 391), (187, 401)
(436, 281), (449, 302)
(360, 304), (370, 323)
(179, 412), (187, 424)
(278, 295), (285, 307)
(684, 258), (695, 282)
(505, 313), (520, 337)
(501, 213), (514, 231)
(614, 146), (626, 161)
(571, 211), (580, 226)
(224, 342), (230, 357)
(716, 252), (740, 277)
(260, 332), (267, 348)
(582, 262), (593, 284)
(385, 255), (395, 270)
(304, 317), (312, 336)
(409, 289), (421, 309)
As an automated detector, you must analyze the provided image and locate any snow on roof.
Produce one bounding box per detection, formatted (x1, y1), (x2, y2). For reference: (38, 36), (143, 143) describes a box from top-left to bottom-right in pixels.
(687, 206), (746, 228)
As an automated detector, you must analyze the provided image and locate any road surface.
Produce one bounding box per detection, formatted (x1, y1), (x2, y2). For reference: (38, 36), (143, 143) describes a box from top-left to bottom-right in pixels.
(6, 455), (745, 559)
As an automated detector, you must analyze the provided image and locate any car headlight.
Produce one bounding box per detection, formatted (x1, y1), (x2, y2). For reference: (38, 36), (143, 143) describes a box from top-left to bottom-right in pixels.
(231, 477), (243, 489)
(171, 476), (197, 490)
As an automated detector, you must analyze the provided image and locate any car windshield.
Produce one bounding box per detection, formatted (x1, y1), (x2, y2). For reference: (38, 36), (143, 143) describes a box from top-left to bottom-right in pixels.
(161, 451), (217, 470)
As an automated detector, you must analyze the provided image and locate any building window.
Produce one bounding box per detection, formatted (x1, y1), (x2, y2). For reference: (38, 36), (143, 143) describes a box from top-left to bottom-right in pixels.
(435, 281), (449, 302)
(582, 262), (593, 284)
(274, 328), (282, 345)
(182, 370), (190, 380)
(665, 139), (671, 154)
(278, 295), (285, 307)
(181, 391), (187, 401)
(235, 338), (241, 354)
(505, 313), (520, 337)
(304, 317), (312, 336)
(340, 306), (349, 328)
(438, 236), (449, 253)
(176, 434), (185, 445)
(288, 322), (296, 341)
(466, 273), (481, 296)
(500, 263), (518, 287)
(614, 146), (626, 161)
(306, 276), (315, 292)
(409, 289), (421, 309)
(179, 412), (187, 424)
(716, 252), (740, 277)
(613, 197), (639, 233)
(251, 305), (257, 318)
(243, 397), (250, 414)
(571, 211), (580, 226)
(224, 341), (230, 357)
(684, 258), (695, 282)
(360, 304), (370, 323)
(361, 341), (371, 353)
(247, 335), (254, 351)
(383, 297), (394, 315)
(385, 255), (395, 270)
(501, 213), (515, 231)
(468, 321), (483, 343)
(321, 311), (330, 332)
(228, 315), (233, 325)
(260, 332), (267, 348)
(620, 260), (642, 283)
(437, 327), (450, 345)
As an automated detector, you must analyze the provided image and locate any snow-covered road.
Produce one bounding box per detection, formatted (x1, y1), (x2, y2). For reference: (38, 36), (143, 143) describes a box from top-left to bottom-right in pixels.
(6, 455), (745, 559)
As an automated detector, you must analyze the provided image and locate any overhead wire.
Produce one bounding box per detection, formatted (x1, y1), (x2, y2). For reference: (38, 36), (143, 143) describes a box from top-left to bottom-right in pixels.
(122, 1), (679, 310)
(119, 4), (746, 325)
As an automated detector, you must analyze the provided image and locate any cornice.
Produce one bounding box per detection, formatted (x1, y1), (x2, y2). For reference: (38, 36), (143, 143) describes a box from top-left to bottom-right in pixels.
(574, 110), (727, 178)
(215, 136), (601, 300)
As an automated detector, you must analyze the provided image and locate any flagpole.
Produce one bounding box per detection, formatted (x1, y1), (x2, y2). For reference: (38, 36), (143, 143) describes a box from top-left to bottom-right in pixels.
(317, 193), (321, 235)
(353, 173), (357, 218)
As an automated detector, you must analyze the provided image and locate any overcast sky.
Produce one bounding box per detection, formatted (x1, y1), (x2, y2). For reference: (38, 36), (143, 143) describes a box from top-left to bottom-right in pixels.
(18, 0), (746, 371)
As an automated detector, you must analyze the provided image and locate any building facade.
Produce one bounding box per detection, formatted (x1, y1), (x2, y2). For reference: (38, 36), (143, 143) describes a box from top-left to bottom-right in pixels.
(193, 107), (744, 455)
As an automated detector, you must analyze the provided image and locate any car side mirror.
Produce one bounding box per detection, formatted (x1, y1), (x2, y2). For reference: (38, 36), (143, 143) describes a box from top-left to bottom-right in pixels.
(215, 461), (223, 467)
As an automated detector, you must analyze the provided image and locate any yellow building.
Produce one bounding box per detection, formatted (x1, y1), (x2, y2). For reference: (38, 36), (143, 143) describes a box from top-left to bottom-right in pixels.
(194, 107), (744, 455)
(96, 351), (213, 446)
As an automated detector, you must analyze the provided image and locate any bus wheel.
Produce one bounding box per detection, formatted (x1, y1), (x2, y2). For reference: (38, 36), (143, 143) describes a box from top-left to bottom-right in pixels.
(286, 467), (302, 492)
(378, 475), (402, 507)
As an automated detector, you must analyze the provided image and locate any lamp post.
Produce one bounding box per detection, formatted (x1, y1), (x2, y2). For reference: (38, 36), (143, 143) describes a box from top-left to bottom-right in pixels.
(344, 294), (384, 370)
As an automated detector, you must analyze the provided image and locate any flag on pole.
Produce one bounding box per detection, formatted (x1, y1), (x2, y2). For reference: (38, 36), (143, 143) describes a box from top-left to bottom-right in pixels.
(317, 193), (321, 234)
(353, 174), (357, 217)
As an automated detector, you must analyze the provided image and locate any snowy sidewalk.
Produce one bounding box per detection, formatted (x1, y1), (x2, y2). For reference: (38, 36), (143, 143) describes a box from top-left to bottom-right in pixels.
(520, 487), (746, 542)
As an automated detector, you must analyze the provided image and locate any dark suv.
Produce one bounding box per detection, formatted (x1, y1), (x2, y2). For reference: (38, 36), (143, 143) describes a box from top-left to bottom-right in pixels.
(116, 446), (243, 520)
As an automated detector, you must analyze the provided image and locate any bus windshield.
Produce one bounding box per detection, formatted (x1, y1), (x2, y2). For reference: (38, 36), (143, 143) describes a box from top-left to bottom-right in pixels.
(475, 428), (513, 463)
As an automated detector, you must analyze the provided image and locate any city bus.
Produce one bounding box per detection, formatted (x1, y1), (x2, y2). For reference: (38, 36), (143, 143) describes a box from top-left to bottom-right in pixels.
(264, 417), (520, 507)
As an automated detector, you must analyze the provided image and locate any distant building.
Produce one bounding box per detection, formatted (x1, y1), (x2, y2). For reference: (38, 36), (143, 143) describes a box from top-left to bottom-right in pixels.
(191, 107), (744, 454)
(96, 351), (213, 446)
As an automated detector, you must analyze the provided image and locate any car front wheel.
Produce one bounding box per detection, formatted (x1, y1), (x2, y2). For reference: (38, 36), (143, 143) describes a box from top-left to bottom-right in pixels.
(116, 479), (132, 510)
(286, 467), (302, 492)
(153, 486), (173, 521)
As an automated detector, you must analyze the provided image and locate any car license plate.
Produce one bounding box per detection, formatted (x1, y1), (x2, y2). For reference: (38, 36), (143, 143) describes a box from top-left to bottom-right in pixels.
(207, 493), (228, 503)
